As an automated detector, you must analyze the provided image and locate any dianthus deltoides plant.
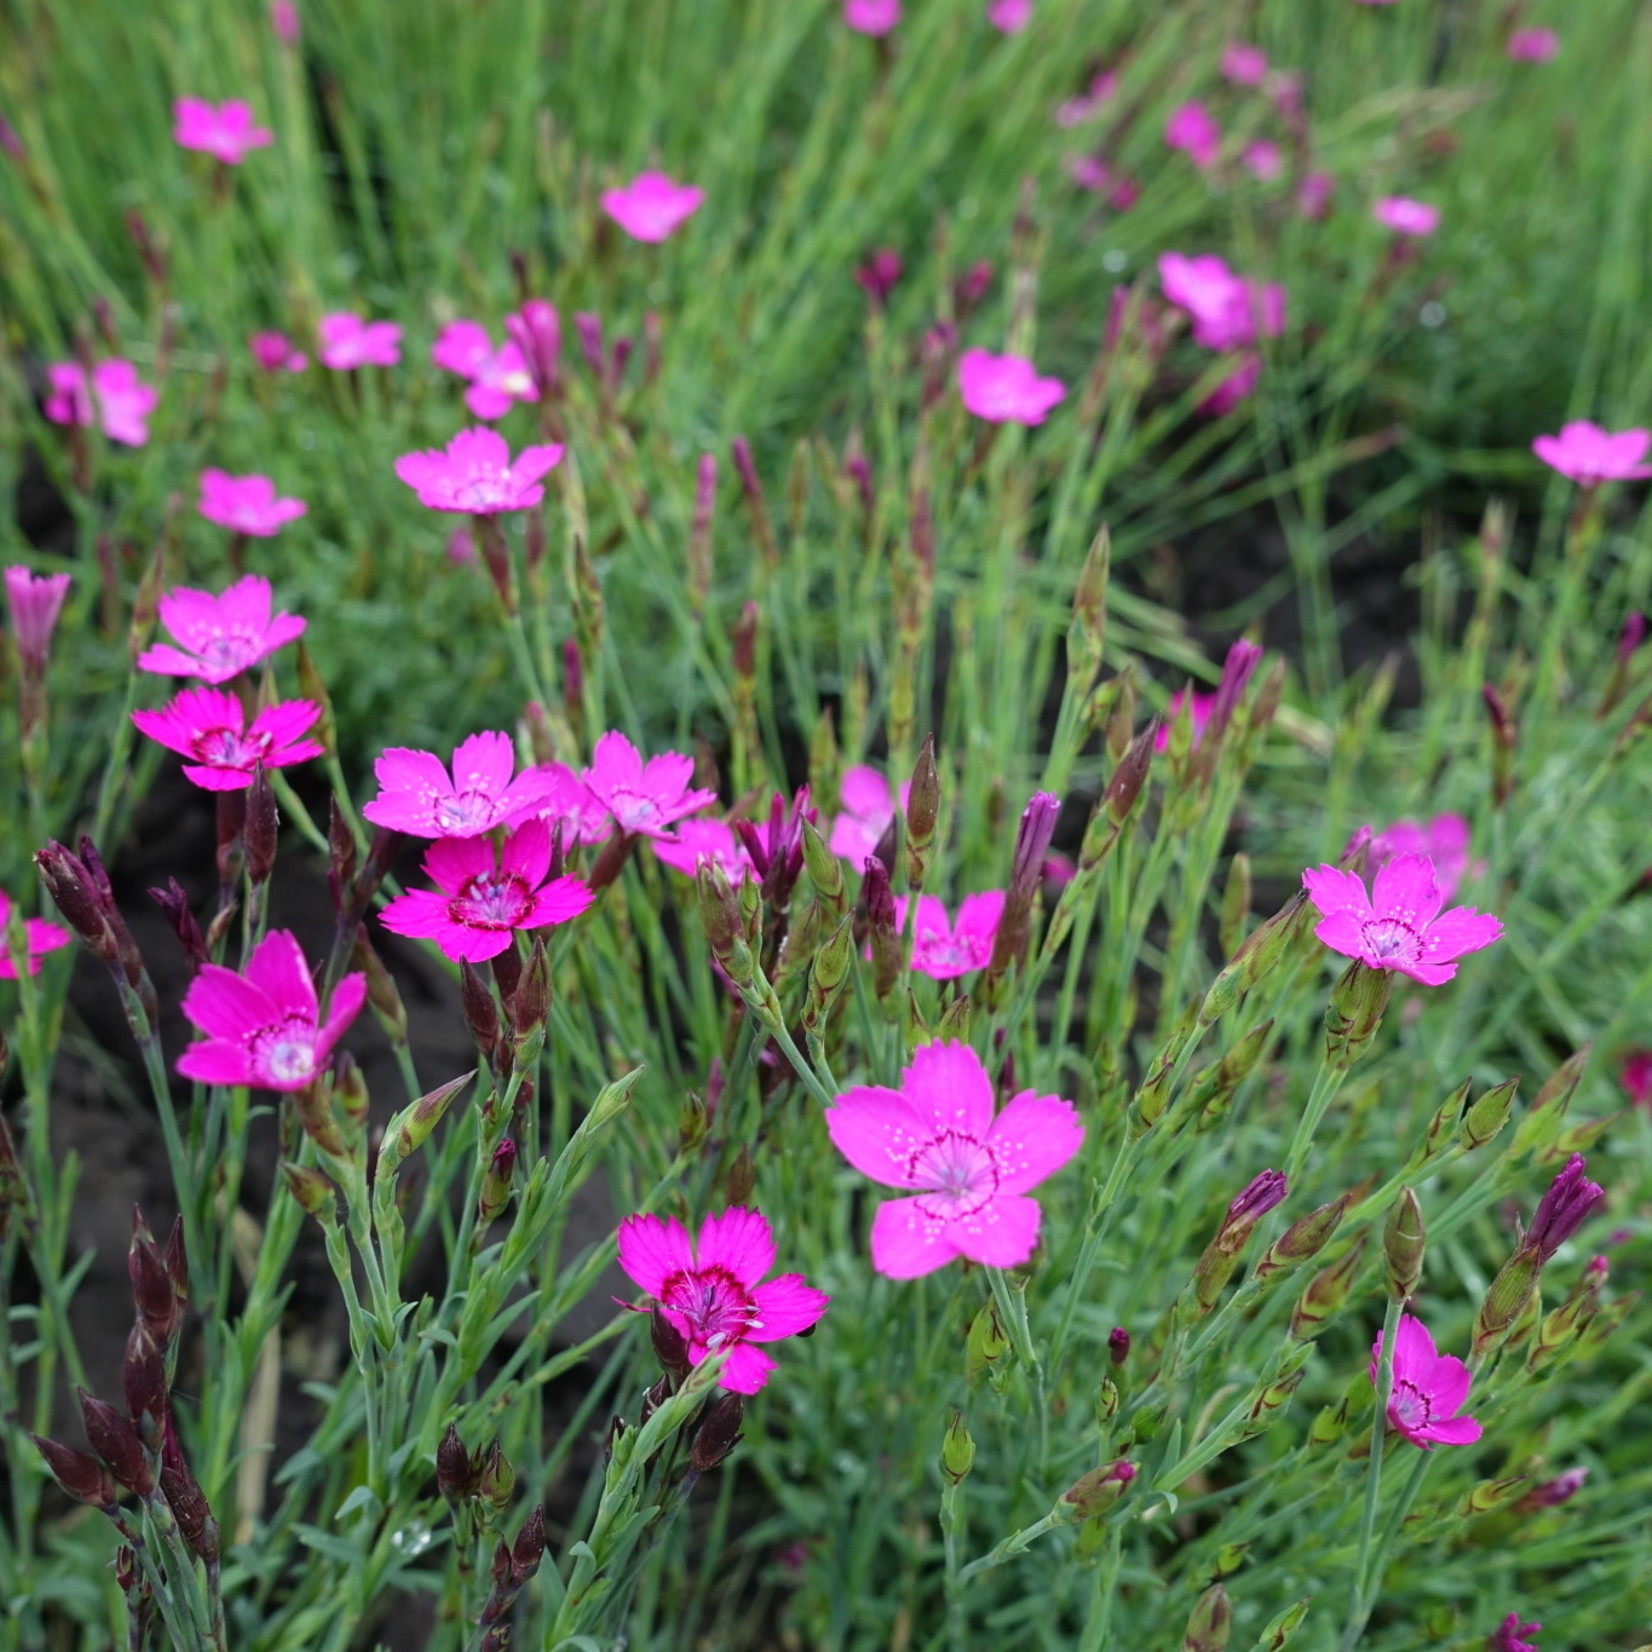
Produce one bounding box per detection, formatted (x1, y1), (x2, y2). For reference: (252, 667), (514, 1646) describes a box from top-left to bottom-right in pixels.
(4, 2), (1652, 1649)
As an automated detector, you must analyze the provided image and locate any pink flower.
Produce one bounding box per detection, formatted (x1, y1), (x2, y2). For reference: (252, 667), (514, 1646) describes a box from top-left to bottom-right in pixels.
(844, 0), (900, 35)
(509, 762), (614, 845)
(1488, 1614), (1540, 1652)
(317, 312), (402, 370)
(1365, 813), (1472, 900)
(5, 566), (72, 674)
(893, 894), (1004, 979)
(197, 470), (307, 537)
(1221, 43), (1269, 84)
(363, 730), (559, 838)
(1373, 196), (1440, 237)
(1242, 140), (1283, 181)
(1158, 253), (1286, 351)
(378, 820), (593, 963)
(1622, 1050), (1652, 1109)
(1302, 851), (1502, 984)
(137, 575), (306, 683)
(172, 99), (273, 165)
(178, 929), (364, 1091)
(1055, 72), (1116, 128)
(1200, 354), (1262, 416)
(1155, 689), (1216, 750)
(618, 1207), (829, 1394)
(250, 331), (307, 373)
(826, 1041), (1085, 1278)
(44, 360), (158, 447)
(1298, 170), (1335, 219)
(1532, 421), (1652, 486)
(986, 0), (1031, 32)
(599, 171), (705, 243)
(1506, 29), (1558, 61)
(582, 731), (717, 839)
(505, 300), (561, 397)
(270, 0), (300, 43)
(430, 321), (538, 420)
(131, 687), (323, 792)
(395, 428), (563, 515)
(653, 819), (757, 884)
(828, 766), (909, 864)
(957, 349), (1066, 426)
(1372, 1313), (1482, 1448)
(1165, 101), (1221, 169)
(0, 888), (71, 980)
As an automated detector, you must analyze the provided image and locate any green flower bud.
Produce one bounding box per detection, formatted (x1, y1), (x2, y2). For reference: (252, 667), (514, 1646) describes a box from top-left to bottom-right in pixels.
(1473, 1251), (1541, 1357)
(1291, 1234), (1368, 1340)
(940, 1411), (975, 1486)
(1459, 1075), (1521, 1151)
(1382, 1189), (1426, 1303)
(1258, 1596), (1310, 1650)
(965, 1298), (1009, 1386)
(1184, 1582), (1232, 1652)
(1509, 1045), (1590, 1158)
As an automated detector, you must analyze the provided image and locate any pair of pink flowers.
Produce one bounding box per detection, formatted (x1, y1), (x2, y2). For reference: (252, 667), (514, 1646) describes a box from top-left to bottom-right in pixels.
(131, 576), (320, 791)
(1158, 253), (1285, 415)
(44, 360), (159, 447)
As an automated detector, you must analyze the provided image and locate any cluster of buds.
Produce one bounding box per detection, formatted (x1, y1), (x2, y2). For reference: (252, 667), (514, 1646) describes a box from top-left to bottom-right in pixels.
(1473, 1155), (1606, 1358)
(35, 837), (159, 1039)
(436, 1423), (520, 1523)
(472, 1503), (547, 1652)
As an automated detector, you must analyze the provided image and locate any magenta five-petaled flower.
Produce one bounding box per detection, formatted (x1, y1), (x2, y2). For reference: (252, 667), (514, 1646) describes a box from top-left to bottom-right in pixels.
(44, 360), (159, 448)
(1373, 196), (1440, 237)
(0, 888), (71, 980)
(178, 930), (365, 1091)
(581, 731), (717, 840)
(430, 321), (539, 420)
(5, 566), (72, 674)
(617, 1207), (830, 1394)
(198, 470), (308, 537)
(1165, 101), (1221, 168)
(1488, 1612), (1541, 1652)
(893, 894), (1004, 980)
(652, 819), (757, 884)
(1506, 28), (1558, 62)
(1302, 851), (1501, 984)
(844, 0), (900, 35)
(1531, 421), (1652, 486)
(957, 349), (1066, 426)
(827, 1041), (1084, 1279)
(1221, 43), (1269, 84)
(131, 688), (323, 791)
(1372, 1313), (1482, 1449)
(599, 171), (705, 243)
(395, 428), (564, 515)
(172, 99), (273, 165)
(137, 575), (307, 684)
(318, 312), (402, 371)
(363, 730), (558, 839)
(378, 819), (593, 962)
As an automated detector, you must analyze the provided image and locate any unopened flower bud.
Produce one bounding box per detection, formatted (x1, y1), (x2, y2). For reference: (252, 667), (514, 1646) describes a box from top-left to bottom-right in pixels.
(1382, 1188), (1426, 1302)
(965, 1297), (1009, 1384)
(690, 1393), (745, 1473)
(511, 939), (551, 1056)
(1100, 721), (1156, 830)
(1257, 1191), (1350, 1280)
(478, 1138), (517, 1227)
(1184, 1582), (1232, 1652)
(281, 1161), (338, 1223)
(245, 767), (279, 888)
(862, 857), (901, 1000)
(460, 963), (502, 1069)
(1474, 1250), (1541, 1357)
(1108, 1326), (1130, 1366)
(650, 1306), (691, 1381)
(1325, 960), (1394, 1069)
(725, 1144), (757, 1207)
(389, 1072), (474, 1167)
(1059, 1460), (1135, 1523)
(128, 1206), (179, 1339)
(437, 1423), (479, 1505)
(1307, 1396), (1348, 1449)
(1218, 852), (1251, 958)
(1216, 1171), (1288, 1254)
(510, 1503), (546, 1583)
(1460, 1075), (1521, 1151)
(1517, 1466), (1588, 1511)
(1258, 1597), (1310, 1649)
(1524, 1154), (1606, 1263)
(79, 1389), (153, 1497)
(731, 436), (778, 568)
(940, 1411), (975, 1486)
(34, 1435), (118, 1509)
(1291, 1234), (1367, 1340)
(1510, 1045), (1591, 1157)
(147, 878), (210, 975)
(1482, 684), (1517, 806)
(989, 791), (1060, 974)
(478, 1439), (515, 1513)
(123, 1322), (169, 1448)
(698, 859), (754, 987)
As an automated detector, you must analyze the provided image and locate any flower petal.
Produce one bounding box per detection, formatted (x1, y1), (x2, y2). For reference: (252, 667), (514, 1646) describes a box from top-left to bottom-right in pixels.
(1419, 906), (1503, 966)
(424, 835), (496, 894)
(868, 1197), (964, 1279)
(1301, 864), (1373, 921)
(378, 889), (457, 939)
(695, 1206), (775, 1285)
(987, 1091), (1085, 1194)
(901, 1040), (996, 1137)
(825, 1086), (932, 1187)
(716, 1341), (777, 1394)
(1312, 911), (1370, 962)
(181, 962), (277, 1041)
(176, 1039), (256, 1087)
(946, 1192), (1043, 1270)
(616, 1213), (693, 1297)
(1371, 851), (1444, 929)
(244, 930), (319, 1022)
(451, 730), (516, 800)
(746, 1275), (831, 1342)
(1420, 1413), (1483, 1447)
(315, 972), (367, 1066)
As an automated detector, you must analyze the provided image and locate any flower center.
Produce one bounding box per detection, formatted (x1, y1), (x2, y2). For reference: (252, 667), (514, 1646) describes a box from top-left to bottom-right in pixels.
(660, 1264), (760, 1349)
(1359, 916), (1422, 965)
(250, 1016), (318, 1084)
(451, 871), (533, 931)
(1389, 1379), (1433, 1430)
(196, 627), (259, 672)
(434, 790), (495, 832)
(453, 465), (517, 511)
(909, 1129), (1000, 1217)
(608, 788), (661, 831)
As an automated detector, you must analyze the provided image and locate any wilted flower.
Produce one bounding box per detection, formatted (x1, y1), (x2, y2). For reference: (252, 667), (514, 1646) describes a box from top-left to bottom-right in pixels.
(395, 428), (564, 514)
(652, 819), (757, 884)
(1302, 852), (1502, 984)
(1373, 1314), (1482, 1448)
(844, 0), (900, 35)
(1487, 1613), (1541, 1652)
(1506, 28), (1558, 62)
(957, 348), (1066, 425)
(616, 1206), (830, 1393)
(1525, 1466), (1588, 1509)
(1165, 101), (1221, 169)
(826, 1041), (1084, 1278)
(172, 98), (273, 165)
(197, 470), (307, 537)
(1531, 421), (1652, 486)
(250, 331), (307, 373)
(893, 893), (1004, 980)
(270, 1), (300, 43)
(5, 566), (72, 674)
(131, 687), (322, 791)
(137, 575), (306, 683)
(317, 311), (402, 370)
(379, 820), (593, 962)
(430, 321), (538, 420)
(364, 730), (558, 838)
(854, 249), (904, 307)
(1525, 1154), (1606, 1264)
(1221, 43), (1269, 84)
(44, 360), (158, 447)
(0, 889), (72, 979)
(600, 171), (705, 243)
(581, 731), (717, 840)
(1373, 196), (1440, 237)
(178, 929), (364, 1091)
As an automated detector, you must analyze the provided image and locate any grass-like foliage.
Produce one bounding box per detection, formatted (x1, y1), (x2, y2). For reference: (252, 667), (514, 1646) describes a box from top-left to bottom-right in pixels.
(2, 1), (1652, 1649)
